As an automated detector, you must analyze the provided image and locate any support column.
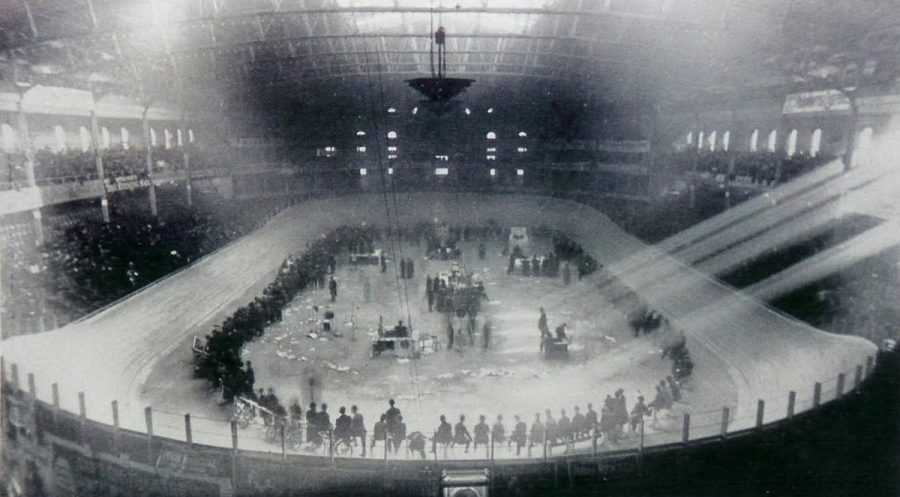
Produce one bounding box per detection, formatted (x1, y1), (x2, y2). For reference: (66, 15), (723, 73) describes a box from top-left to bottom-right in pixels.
(16, 98), (43, 245)
(89, 107), (110, 223)
(141, 105), (158, 217)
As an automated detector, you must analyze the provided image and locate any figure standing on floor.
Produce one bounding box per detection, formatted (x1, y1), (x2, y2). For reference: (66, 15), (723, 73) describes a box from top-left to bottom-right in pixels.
(329, 276), (338, 302)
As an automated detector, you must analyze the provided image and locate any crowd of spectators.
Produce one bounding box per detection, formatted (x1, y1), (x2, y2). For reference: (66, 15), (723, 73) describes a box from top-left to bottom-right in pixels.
(659, 150), (835, 186)
(1, 191), (297, 338)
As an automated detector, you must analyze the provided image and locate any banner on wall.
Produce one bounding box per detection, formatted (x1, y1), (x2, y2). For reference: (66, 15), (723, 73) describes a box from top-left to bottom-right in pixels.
(783, 89), (851, 115)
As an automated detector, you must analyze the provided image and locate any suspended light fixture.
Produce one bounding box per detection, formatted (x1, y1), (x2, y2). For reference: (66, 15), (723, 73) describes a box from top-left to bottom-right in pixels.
(406, 26), (474, 108)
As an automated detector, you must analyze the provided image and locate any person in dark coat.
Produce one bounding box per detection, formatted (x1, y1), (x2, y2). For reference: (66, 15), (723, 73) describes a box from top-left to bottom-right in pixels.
(350, 405), (365, 446)
(436, 415), (453, 449)
(630, 396), (650, 432)
(426, 275), (434, 312)
(667, 375), (682, 402)
(544, 409), (557, 445)
(585, 403), (598, 435)
(614, 389), (629, 435)
(306, 403), (319, 444)
(371, 414), (387, 451)
(318, 403), (332, 434)
(557, 409), (572, 448)
(328, 276), (338, 302)
(334, 406), (352, 442)
(453, 415), (473, 453)
(492, 415), (507, 446)
(530, 413), (545, 450)
(512, 415), (528, 455)
(407, 431), (427, 459)
(538, 307), (550, 352)
(572, 406), (586, 439)
(473, 415), (490, 451)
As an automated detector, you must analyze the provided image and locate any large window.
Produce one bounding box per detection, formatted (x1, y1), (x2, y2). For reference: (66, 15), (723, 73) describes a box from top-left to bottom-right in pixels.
(121, 127), (130, 150)
(697, 131), (705, 150)
(100, 126), (111, 150)
(1, 123), (16, 152)
(767, 129), (777, 152)
(786, 129), (798, 157)
(722, 131), (731, 151)
(150, 128), (158, 147)
(486, 131), (497, 140)
(53, 125), (67, 152)
(750, 129), (759, 152)
(164, 128), (173, 149)
(79, 126), (91, 152)
(387, 131), (398, 139)
(177, 129), (184, 147)
(686, 131), (694, 146)
(708, 130), (717, 151)
(810, 128), (822, 157)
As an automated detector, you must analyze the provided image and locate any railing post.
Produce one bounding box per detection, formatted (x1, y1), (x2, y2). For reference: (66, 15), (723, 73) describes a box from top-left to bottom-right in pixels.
(639, 418), (645, 453)
(361, 430), (366, 458)
(787, 391), (796, 419)
(431, 431), (436, 463)
(280, 424), (285, 460)
(865, 356), (874, 377)
(145, 407), (154, 462)
(836, 373), (845, 397)
(543, 431), (548, 462)
(51, 383), (60, 424)
(591, 428), (598, 459)
(681, 413), (690, 444)
(854, 365), (863, 389)
(755, 400), (765, 429)
(230, 421), (239, 488)
(719, 407), (730, 439)
(184, 414), (193, 450)
(78, 391), (86, 445)
(813, 382), (822, 407)
(490, 431), (495, 463)
(111, 400), (120, 453)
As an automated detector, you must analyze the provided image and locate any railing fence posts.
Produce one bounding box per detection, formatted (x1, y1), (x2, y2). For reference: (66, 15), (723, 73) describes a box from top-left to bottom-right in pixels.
(787, 391), (796, 419)
(230, 421), (238, 488)
(144, 406), (154, 462)
(111, 400), (119, 454)
(836, 373), (845, 397)
(185, 413), (193, 450)
(78, 391), (86, 445)
(813, 382), (822, 407)
(51, 383), (59, 424)
(719, 407), (729, 439)
(755, 400), (765, 429)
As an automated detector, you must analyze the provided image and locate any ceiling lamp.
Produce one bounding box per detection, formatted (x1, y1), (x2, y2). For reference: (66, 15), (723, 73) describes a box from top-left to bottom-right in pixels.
(406, 27), (474, 104)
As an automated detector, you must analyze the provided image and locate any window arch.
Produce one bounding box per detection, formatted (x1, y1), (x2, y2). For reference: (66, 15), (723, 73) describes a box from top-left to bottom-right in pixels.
(356, 130), (366, 137)
(387, 131), (398, 140)
(810, 128), (822, 157)
(518, 131), (527, 138)
(697, 131), (705, 150)
(164, 128), (173, 149)
(750, 129), (759, 152)
(188, 129), (195, 143)
(686, 131), (694, 146)
(708, 130), (717, 151)
(722, 131), (731, 151)
(100, 126), (111, 150)
(121, 127), (130, 150)
(786, 129), (798, 157)
(486, 131), (497, 140)
(1, 123), (16, 153)
(150, 128), (158, 147)
(176, 129), (183, 147)
(79, 126), (91, 152)
(767, 129), (777, 152)
(53, 125), (67, 152)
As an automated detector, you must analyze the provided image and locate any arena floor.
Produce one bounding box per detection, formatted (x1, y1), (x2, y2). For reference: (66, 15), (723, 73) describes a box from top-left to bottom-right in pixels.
(1, 193), (877, 459)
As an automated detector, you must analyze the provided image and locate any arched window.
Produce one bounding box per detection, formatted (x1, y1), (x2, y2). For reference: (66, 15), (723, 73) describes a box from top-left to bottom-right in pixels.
(1, 123), (16, 152)
(518, 131), (527, 138)
(686, 131), (694, 146)
(176, 129), (183, 147)
(486, 131), (497, 140)
(79, 126), (91, 152)
(356, 130), (366, 137)
(722, 131), (731, 151)
(164, 128), (173, 149)
(697, 131), (705, 150)
(767, 129), (777, 152)
(387, 131), (398, 140)
(53, 125), (67, 152)
(100, 126), (111, 150)
(150, 128), (158, 147)
(188, 129), (195, 143)
(121, 127), (130, 150)
(786, 129), (798, 157)
(810, 129), (822, 157)
(750, 129), (759, 152)
(708, 130), (717, 151)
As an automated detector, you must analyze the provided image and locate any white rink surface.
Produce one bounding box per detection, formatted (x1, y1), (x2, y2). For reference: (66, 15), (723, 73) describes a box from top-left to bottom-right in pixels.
(1, 193), (876, 455)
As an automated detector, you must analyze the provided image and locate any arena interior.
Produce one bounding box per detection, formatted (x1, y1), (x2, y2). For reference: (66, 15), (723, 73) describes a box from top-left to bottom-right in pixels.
(1, 1), (899, 497)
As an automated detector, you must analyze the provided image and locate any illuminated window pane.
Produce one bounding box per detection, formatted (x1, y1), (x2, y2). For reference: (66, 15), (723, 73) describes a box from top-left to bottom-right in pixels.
(697, 131), (705, 150)
(53, 125), (67, 152)
(150, 128), (158, 147)
(387, 131), (398, 139)
(489, 168), (496, 176)
(686, 131), (693, 145)
(750, 129), (759, 152)
(786, 129), (798, 157)
(100, 127), (111, 150)
(120, 127), (130, 150)
(722, 131), (731, 151)
(435, 167), (449, 176)
(767, 129), (777, 152)
(486, 131), (497, 140)
(356, 130), (366, 137)
(517, 147), (528, 153)
(356, 146), (367, 153)
(708, 130), (717, 151)
(810, 129), (822, 157)
(79, 126), (91, 152)
(516, 169), (524, 176)
(518, 131), (527, 138)
(188, 129), (195, 143)
(359, 168), (367, 176)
